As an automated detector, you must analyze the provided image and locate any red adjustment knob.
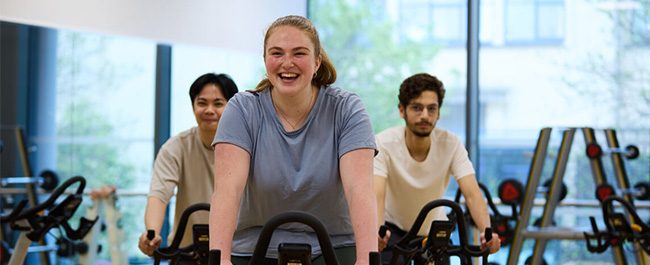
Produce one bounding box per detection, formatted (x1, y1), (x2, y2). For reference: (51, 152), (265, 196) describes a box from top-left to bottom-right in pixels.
(586, 143), (602, 159)
(498, 179), (524, 205)
(596, 184), (615, 202)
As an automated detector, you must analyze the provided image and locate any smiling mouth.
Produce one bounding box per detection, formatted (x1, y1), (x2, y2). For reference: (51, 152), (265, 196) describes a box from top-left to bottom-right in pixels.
(279, 73), (299, 80)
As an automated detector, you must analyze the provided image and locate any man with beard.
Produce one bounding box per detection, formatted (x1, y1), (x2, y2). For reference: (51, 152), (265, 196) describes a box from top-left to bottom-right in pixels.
(373, 73), (500, 265)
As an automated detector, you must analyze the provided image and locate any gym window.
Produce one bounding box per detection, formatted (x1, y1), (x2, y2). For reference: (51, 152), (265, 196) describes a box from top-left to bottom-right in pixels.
(504, 0), (565, 45)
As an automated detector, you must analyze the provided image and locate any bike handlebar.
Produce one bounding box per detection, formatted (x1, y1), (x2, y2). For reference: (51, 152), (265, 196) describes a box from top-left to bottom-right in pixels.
(5, 176), (86, 222)
(0, 176), (96, 242)
(209, 211), (381, 265)
(383, 199), (491, 265)
(585, 195), (650, 254)
(152, 203), (210, 265)
(249, 211), (339, 265)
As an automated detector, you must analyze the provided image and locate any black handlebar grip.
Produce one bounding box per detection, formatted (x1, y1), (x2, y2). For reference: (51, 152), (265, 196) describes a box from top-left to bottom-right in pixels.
(208, 249), (221, 265)
(379, 225), (388, 237)
(485, 227), (493, 241)
(369, 251), (381, 265)
(147, 230), (155, 240)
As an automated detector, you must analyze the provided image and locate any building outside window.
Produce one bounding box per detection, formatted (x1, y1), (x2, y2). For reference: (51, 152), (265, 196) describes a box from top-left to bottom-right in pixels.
(504, 0), (565, 45)
(311, 0), (649, 264)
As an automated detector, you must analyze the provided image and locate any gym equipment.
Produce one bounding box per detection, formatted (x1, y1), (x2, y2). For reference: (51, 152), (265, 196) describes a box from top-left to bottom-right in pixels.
(498, 179), (525, 206)
(0, 125), (58, 265)
(0, 169), (60, 191)
(507, 128), (582, 265)
(150, 202), (210, 265)
(591, 129), (643, 206)
(55, 237), (89, 258)
(78, 185), (129, 265)
(0, 176), (97, 265)
(498, 178), (568, 204)
(586, 143), (640, 160)
(582, 127), (649, 265)
(10, 127), (40, 208)
(1, 126), (50, 264)
(381, 199), (492, 265)
(452, 182), (518, 247)
(504, 127), (650, 265)
(595, 182), (650, 202)
(208, 211), (382, 265)
(505, 127), (649, 265)
(584, 196), (650, 255)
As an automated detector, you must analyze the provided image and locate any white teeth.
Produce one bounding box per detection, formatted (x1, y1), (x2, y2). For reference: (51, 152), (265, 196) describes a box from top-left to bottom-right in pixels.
(280, 73), (298, 78)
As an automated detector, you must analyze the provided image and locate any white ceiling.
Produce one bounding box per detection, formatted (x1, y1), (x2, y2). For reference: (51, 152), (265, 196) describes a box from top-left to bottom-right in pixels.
(0, 0), (307, 53)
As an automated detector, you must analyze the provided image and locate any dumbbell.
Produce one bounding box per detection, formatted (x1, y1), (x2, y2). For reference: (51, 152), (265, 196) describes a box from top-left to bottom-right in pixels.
(595, 182), (650, 202)
(586, 143), (640, 160)
(498, 178), (568, 205)
(0, 169), (60, 191)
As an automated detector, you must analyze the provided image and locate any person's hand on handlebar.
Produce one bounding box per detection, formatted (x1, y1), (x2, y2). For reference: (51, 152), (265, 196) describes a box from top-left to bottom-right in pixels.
(481, 230), (501, 254)
(378, 226), (391, 251)
(138, 230), (162, 256)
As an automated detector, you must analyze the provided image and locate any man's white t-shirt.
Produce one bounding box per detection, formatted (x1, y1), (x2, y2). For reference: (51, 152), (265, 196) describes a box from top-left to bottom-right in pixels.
(374, 126), (475, 235)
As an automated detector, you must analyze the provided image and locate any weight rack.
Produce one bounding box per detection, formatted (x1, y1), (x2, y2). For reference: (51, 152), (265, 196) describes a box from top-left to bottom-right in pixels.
(506, 127), (649, 265)
(1, 126), (52, 265)
(78, 188), (129, 265)
(584, 128), (649, 265)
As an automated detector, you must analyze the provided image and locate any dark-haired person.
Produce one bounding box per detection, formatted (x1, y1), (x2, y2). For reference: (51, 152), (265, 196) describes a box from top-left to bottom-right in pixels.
(138, 73), (239, 256)
(374, 73), (500, 265)
(209, 15), (378, 265)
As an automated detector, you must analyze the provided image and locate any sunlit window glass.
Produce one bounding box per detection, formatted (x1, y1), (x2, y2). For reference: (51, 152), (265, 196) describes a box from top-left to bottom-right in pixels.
(480, 0), (648, 263)
(56, 29), (156, 260)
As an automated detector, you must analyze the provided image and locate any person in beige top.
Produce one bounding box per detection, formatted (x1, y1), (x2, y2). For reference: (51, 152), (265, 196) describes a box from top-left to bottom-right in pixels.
(138, 73), (238, 255)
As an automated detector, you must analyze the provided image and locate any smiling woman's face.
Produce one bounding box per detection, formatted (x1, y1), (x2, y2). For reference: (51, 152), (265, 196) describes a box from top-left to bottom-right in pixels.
(264, 25), (321, 95)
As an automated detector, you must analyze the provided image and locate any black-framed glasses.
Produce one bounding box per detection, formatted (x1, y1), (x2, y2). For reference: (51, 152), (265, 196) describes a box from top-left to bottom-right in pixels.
(407, 104), (438, 115)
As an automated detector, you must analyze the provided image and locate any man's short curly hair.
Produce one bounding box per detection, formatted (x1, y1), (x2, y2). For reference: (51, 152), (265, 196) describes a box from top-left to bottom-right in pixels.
(398, 73), (445, 108)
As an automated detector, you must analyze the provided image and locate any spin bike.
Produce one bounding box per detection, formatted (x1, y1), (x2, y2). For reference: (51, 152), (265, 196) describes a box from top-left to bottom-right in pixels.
(0, 176), (97, 265)
(207, 211), (382, 265)
(584, 195), (650, 255)
(148, 202), (211, 265)
(380, 199), (492, 265)
(452, 182), (519, 247)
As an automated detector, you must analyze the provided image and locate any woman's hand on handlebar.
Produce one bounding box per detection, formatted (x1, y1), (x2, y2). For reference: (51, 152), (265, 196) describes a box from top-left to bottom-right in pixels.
(480, 231), (501, 254)
(138, 231), (162, 256)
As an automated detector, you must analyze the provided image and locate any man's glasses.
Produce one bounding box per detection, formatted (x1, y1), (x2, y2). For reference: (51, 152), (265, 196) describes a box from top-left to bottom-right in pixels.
(407, 104), (438, 115)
